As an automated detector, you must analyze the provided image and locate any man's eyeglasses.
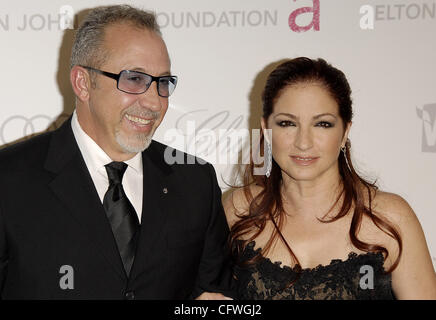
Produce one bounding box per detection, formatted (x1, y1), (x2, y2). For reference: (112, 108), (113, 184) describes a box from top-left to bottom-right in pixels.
(82, 66), (178, 97)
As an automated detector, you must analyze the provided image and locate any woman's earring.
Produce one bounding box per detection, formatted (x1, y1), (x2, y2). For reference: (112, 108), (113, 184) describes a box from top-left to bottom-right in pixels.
(341, 139), (351, 172)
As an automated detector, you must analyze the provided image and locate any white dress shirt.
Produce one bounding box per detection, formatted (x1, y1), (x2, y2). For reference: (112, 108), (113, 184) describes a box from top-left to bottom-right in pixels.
(71, 111), (143, 223)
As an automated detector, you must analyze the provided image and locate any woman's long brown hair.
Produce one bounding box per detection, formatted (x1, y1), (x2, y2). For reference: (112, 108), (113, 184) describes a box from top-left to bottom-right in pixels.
(229, 58), (402, 277)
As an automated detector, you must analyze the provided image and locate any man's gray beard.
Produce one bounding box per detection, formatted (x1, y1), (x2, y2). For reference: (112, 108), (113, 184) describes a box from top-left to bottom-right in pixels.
(115, 130), (153, 154)
(116, 106), (160, 154)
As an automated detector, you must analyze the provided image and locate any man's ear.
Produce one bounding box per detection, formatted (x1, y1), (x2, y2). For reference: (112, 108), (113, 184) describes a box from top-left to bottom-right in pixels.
(70, 66), (91, 102)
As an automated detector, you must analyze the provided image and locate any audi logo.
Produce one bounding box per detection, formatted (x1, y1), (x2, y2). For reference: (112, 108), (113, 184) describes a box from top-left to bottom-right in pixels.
(0, 113), (70, 146)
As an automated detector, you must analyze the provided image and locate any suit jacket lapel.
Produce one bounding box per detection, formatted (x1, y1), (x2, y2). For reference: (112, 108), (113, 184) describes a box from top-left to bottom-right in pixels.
(129, 141), (176, 282)
(44, 117), (127, 281)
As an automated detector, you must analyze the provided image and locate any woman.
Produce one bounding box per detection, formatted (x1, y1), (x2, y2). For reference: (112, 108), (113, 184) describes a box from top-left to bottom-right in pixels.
(224, 57), (436, 299)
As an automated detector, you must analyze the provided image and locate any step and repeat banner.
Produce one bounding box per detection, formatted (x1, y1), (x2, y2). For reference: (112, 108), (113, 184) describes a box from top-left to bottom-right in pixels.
(0, 0), (435, 269)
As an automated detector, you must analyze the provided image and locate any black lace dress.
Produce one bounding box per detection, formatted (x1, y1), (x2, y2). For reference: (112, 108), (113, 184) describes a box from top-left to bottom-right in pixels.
(234, 241), (395, 300)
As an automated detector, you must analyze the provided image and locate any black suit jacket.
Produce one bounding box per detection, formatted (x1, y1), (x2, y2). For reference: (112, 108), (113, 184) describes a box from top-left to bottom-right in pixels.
(0, 118), (234, 299)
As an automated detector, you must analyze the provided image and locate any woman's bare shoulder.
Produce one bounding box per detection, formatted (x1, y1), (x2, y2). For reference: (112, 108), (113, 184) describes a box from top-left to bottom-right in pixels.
(372, 190), (416, 226)
(369, 190), (427, 255)
(223, 184), (263, 228)
(358, 190), (415, 265)
(371, 191), (436, 299)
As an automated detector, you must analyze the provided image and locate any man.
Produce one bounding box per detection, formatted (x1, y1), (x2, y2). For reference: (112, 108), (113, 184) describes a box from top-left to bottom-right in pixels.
(0, 5), (233, 299)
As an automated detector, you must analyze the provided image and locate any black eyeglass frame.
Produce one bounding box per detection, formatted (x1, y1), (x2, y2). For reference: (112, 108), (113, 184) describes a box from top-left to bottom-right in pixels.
(81, 66), (178, 97)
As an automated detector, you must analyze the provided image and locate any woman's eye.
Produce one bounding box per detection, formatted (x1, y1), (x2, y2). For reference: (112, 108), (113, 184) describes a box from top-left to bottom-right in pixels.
(276, 120), (295, 127)
(316, 121), (333, 128)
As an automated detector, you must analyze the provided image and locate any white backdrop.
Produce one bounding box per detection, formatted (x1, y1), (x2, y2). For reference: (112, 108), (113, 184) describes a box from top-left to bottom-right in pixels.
(0, 0), (435, 270)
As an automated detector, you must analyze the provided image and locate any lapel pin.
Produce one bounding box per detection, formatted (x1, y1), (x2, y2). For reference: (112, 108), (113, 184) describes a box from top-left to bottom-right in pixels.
(162, 187), (168, 194)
